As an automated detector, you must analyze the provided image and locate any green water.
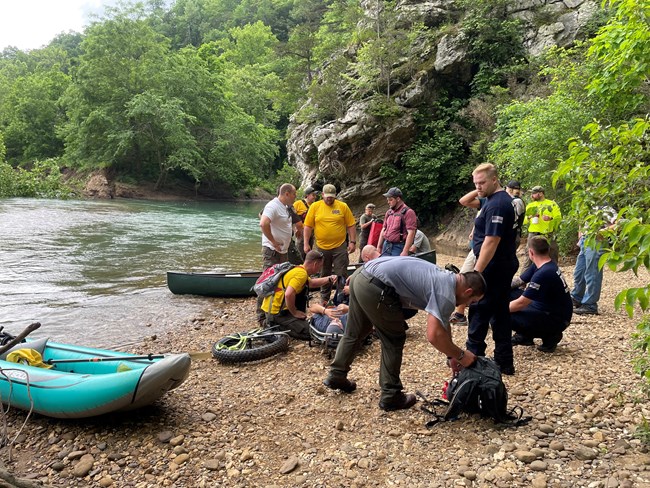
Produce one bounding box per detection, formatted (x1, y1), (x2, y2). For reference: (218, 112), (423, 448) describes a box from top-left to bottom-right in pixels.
(0, 198), (264, 347)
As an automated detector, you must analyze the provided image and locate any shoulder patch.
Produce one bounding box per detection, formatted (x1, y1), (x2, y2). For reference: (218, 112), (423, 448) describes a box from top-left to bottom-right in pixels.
(491, 216), (504, 224)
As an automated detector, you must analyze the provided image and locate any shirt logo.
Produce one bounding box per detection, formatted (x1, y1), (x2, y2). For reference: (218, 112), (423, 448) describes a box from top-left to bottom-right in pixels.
(491, 216), (504, 224)
(528, 282), (541, 290)
(332, 210), (341, 215)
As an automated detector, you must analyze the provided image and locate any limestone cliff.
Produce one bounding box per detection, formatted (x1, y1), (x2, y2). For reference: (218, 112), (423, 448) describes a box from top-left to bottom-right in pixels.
(286, 0), (599, 250)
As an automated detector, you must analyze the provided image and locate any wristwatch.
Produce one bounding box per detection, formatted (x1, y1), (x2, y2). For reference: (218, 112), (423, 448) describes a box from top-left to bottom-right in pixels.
(350, 241), (356, 244)
(457, 350), (465, 361)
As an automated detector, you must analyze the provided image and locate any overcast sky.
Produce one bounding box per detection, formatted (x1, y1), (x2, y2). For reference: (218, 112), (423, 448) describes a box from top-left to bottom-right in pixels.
(0, 1), (113, 51)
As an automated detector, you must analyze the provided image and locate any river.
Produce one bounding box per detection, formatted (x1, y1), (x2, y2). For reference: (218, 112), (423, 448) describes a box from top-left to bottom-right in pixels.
(0, 198), (263, 348)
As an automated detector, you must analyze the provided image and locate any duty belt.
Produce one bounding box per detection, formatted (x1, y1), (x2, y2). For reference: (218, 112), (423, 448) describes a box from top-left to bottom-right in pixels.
(360, 270), (394, 293)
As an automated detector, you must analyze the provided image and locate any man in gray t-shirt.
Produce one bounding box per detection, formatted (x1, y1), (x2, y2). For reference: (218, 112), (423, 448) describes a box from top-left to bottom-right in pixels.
(323, 256), (485, 411)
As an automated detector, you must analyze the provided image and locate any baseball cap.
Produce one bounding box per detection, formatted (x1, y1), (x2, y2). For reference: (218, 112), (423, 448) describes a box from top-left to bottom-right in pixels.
(382, 187), (403, 198)
(322, 184), (337, 197)
(506, 180), (521, 189)
(531, 185), (544, 193)
(303, 186), (317, 195)
(365, 203), (376, 209)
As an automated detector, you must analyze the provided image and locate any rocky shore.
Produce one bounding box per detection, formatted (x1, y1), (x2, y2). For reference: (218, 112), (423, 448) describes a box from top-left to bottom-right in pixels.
(1, 253), (649, 488)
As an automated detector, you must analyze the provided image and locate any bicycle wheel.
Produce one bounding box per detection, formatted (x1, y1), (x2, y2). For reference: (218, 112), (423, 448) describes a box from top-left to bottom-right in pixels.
(211, 330), (289, 364)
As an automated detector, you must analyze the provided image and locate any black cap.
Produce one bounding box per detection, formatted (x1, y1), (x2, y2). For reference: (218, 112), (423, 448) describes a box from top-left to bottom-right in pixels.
(506, 180), (521, 190)
(383, 187), (403, 198)
(304, 186), (317, 195)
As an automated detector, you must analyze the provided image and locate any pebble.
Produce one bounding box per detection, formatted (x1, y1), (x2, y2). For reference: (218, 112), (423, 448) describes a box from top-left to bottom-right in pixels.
(530, 460), (547, 471)
(575, 446), (598, 460)
(280, 457), (299, 474)
(72, 454), (94, 477)
(515, 450), (537, 463)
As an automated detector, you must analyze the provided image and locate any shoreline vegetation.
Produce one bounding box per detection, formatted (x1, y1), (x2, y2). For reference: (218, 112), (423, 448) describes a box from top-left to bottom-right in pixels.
(1, 252), (649, 487)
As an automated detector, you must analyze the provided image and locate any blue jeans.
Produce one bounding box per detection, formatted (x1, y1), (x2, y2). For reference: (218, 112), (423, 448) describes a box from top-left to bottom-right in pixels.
(382, 241), (404, 256)
(571, 236), (604, 310)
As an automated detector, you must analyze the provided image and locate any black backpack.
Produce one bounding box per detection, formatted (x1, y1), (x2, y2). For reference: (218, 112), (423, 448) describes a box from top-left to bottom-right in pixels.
(418, 357), (531, 427)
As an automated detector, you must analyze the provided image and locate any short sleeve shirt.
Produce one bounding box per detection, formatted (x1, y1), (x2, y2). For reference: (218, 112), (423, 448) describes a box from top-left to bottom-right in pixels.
(412, 229), (431, 253)
(261, 197), (293, 253)
(304, 199), (356, 250)
(382, 203), (417, 243)
(261, 266), (309, 315)
(359, 213), (374, 240)
(520, 261), (573, 322)
(472, 190), (516, 261)
(293, 200), (309, 220)
(363, 256), (456, 329)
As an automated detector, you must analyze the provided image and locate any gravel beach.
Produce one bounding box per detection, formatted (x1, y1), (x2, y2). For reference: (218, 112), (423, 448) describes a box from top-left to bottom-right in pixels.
(1, 252), (649, 488)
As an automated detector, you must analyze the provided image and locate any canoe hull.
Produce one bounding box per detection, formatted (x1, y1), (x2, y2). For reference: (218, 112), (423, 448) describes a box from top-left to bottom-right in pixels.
(167, 250), (435, 298)
(0, 341), (191, 419)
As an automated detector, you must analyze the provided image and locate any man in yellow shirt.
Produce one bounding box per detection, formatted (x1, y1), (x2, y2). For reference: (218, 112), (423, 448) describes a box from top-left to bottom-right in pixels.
(521, 186), (562, 275)
(262, 251), (337, 340)
(303, 184), (357, 303)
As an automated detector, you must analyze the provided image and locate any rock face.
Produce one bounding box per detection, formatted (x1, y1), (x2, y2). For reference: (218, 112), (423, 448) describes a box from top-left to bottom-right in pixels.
(286, 0), (599, 211)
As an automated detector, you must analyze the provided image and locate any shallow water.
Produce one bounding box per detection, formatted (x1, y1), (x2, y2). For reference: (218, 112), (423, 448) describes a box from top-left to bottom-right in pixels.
(0, 198), (263, 347)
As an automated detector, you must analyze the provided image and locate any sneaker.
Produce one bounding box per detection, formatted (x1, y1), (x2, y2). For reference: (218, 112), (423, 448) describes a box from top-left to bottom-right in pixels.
(538, 333), (562, 353)
(574, 305), (598, 315)
(323, 375), (357, 393)
(571, 297), (582, 308)
(379, 392), (417, 411)
(450, 312), (468, 326)
(511, 333), (534, 346)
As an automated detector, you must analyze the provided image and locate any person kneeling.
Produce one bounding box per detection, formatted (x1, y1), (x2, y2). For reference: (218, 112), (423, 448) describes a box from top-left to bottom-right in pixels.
(263, 251), (336, 340)
(509, 236), (573, 353)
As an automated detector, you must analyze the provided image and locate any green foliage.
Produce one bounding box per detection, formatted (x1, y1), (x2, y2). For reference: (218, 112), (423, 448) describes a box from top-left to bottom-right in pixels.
(555, 118), (650, 313)
(0, 158), (74, 198)
(586, 0), (650, 117)
(265, 160), (301, 193)
(490, 91), (592, 192)
(381, 114), (469, 225)
(457, 0), (525, 94)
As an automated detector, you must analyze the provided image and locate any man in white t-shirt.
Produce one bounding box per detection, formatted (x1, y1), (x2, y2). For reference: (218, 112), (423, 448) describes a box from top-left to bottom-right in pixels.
(257, 183), (297, 324)
(260, 183), (297, 268)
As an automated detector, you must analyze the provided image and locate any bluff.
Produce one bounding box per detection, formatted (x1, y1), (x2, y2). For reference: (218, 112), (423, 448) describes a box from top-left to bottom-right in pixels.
(286, 0), (599, 253)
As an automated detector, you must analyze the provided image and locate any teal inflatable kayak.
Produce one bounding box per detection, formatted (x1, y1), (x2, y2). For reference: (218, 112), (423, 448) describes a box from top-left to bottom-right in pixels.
(0, 338), (191, 419)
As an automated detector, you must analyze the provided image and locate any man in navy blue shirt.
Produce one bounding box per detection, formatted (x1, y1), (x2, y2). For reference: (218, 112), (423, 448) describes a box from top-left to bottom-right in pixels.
(466, 163), (518, 375)
(510, 236), (573, 352)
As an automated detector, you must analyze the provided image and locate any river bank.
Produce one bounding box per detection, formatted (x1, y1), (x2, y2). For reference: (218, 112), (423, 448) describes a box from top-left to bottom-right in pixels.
(1, 253), (649, 487)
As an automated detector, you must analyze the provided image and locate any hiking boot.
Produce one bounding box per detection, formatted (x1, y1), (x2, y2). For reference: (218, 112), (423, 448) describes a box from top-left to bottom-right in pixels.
(449, 312), (468, 326)
(498, 364), (515, 376)
(571, 297), (582, 308)
(379, 392), (417, 411)
(323, 375), (357, 393)
(511, 334), (534, 346)
(574, 305), (598, 315)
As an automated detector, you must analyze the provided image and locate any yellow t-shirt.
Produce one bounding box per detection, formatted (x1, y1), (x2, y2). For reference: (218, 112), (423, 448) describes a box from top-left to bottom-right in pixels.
(261, 266), (309, 315)
(293, 199), (309, 218)
(304, 200), (355, 250)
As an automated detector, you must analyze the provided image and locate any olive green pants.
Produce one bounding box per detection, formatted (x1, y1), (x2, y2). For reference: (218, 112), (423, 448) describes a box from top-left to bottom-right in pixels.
(329, 269), (408, 403)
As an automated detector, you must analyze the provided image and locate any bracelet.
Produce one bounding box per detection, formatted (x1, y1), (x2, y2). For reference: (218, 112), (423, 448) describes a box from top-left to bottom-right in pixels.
(457, 350), (465, 361)
(350, 241), (356, 244)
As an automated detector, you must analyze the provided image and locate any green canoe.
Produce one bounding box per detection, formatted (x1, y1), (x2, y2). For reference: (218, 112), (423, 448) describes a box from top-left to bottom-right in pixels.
(166, 250), (436, 298)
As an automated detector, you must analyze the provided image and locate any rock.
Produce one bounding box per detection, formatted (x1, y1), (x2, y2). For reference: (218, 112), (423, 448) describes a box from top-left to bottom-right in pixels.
(530, 460), (548, 471)
(574, 446), (598, 460)
(173, 453), (190, 465)
(99, 476), (114, 487)
(464, 470), (477, 481)
(539, 424), (555, 434)
(532, 474), (548, 488)
(202, 412), (217, 421)
(72, 454), (95, 477)
(515, 450), (538, 463)
(204, 459), (221, 470)
(157, 431), (174, 443)
(169, 435), (185, 447)
(550, 440), (565, 451)
(280, 457), (300, 474)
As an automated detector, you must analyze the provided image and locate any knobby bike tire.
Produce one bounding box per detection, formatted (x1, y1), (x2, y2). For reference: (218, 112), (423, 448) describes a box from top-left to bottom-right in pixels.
(211, 331), (289, 364)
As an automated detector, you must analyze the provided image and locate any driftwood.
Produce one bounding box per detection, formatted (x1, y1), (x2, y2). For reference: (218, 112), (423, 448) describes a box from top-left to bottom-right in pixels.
(0, 467), (58, 488)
